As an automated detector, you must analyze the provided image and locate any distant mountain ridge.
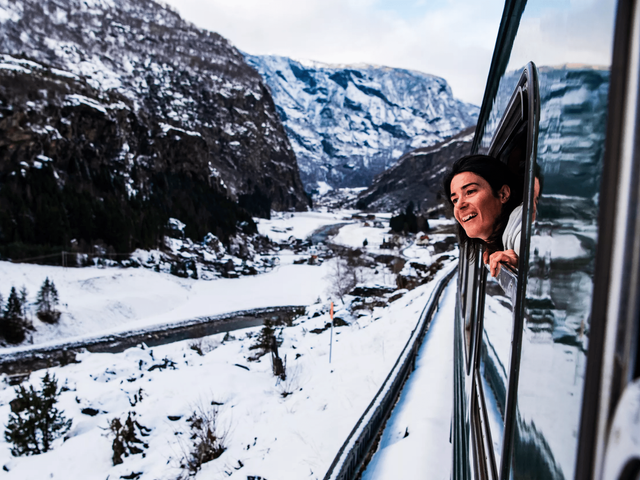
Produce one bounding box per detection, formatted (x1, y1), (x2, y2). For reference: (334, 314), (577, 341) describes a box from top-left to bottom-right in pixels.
(355, 127), (474, 214)
(0, 0), (308, 258)
(245, 54), (479, 191)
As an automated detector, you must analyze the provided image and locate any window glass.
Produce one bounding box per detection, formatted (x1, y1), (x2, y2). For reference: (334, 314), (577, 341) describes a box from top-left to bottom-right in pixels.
(478, 0), (617, 478)
(479, 268), (516, 468)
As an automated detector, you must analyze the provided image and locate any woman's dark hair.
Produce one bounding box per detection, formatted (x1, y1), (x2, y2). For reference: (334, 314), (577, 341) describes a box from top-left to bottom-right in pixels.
(443, 154), (523, 254)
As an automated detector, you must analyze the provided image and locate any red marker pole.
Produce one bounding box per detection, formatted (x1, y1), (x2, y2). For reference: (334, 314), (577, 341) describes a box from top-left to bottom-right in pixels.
(329, 301), (334, 364)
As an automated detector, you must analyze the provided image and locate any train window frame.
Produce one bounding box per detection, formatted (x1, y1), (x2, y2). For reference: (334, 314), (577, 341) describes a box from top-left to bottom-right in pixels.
(460, 69), (532, 376)
(463, 245), (484, 374)
(470, 62), (540, 480)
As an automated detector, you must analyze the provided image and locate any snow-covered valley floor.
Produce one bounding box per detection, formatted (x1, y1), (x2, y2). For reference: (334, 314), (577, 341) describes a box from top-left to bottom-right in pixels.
(0, 211), (357, 350)
(0, 210), (458, 479)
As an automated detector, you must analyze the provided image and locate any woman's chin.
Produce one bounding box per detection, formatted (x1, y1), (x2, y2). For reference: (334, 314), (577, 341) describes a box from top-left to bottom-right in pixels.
(462, 227), (478, 238)
(462, 228), (488, 242)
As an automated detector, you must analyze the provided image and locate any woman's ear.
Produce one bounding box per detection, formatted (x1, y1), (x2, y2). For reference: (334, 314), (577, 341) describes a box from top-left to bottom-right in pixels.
(498, 185), (511, 203)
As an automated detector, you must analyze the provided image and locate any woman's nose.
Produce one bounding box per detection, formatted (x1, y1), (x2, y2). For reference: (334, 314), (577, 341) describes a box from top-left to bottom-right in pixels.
(455, 199), (467, 212)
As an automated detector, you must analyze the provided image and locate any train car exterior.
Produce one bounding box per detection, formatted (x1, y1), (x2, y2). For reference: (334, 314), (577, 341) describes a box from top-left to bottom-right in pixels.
(452, 1), (640, 479)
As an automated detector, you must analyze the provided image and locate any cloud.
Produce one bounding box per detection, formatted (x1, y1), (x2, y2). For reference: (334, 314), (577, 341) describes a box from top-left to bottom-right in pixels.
(160, 0), (504, 105)
(508, 0), (616, 71)
(159, 0), (617, 106)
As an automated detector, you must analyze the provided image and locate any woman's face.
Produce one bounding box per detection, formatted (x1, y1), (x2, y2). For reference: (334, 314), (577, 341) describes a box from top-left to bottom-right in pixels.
(450, 172), (510, 241)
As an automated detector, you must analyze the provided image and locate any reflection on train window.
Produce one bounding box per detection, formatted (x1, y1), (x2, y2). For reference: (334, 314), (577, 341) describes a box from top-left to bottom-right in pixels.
(484, 74), (533, 277)
(514, 66), (609, 480)
(478, 267), (516, 468)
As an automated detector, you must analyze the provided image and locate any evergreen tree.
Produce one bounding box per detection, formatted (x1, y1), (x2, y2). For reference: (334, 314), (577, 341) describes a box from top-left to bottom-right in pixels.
(19, 286), (28, 318)
(4, 372), (72, 456)
(35, 278), (61, 324)
(1, 287), (29, 343)
(389, 201), (419, 234)
(248, 319), (277, 361)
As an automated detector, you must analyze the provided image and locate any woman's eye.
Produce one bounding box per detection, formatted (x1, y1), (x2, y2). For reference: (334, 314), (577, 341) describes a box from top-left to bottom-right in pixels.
(467, 189), (476, 195)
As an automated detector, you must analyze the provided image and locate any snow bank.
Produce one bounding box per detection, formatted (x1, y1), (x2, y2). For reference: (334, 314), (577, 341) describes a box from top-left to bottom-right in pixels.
(0, 261), (333, 351)
(0, 260), (457, 480)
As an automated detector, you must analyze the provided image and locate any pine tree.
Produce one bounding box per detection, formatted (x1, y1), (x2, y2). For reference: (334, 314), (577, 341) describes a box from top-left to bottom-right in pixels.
(19, 286), (28, 318)
(4, 372), (72, 456)
(36, 278), (61, 324)
(1, 287), (29, 343)
(248, 319), (276, 361)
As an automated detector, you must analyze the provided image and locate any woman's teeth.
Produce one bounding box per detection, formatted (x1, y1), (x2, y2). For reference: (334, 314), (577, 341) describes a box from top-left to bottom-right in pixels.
(462, 213), (477, 222)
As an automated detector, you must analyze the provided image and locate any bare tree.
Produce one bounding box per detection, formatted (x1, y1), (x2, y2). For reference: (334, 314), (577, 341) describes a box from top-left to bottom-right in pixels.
(326, 257), (357, 304)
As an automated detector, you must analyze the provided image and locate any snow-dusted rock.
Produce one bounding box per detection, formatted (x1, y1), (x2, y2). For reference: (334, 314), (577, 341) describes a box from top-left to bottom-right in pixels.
(0, 0), (308, 258)
(245, 54), (479, 190)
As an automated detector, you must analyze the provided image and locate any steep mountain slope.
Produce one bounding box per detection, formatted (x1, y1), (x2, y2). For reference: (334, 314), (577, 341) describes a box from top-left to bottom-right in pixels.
(245, 54), (479, 190)
(0, 0), (308, 258)
(355, 127), (474, 214)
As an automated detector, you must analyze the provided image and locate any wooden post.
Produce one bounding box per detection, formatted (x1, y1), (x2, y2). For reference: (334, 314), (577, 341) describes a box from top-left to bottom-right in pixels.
(329, 301), (334, 364)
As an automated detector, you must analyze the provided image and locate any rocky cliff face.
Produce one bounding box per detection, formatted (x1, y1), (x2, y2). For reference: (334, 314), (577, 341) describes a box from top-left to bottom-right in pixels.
(0, 0), (308, 257)
(355, 127), (474, 214)
(245, 54), (479, 191)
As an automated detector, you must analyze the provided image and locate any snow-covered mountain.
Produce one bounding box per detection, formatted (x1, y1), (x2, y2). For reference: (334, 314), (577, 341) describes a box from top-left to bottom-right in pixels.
(355, 127), (474, 214)
(0, 0), (308, 258)
(245, 54), (479, 191)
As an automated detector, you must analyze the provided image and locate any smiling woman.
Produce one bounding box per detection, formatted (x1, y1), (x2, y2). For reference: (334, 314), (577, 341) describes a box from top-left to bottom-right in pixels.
(443, 154), (523, 272)
(449, 171), (509, 241)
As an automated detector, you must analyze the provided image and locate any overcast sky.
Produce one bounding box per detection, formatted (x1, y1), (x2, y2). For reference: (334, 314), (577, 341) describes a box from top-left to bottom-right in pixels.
(160, 0), (505, 105)
(159, 0), (616, 107)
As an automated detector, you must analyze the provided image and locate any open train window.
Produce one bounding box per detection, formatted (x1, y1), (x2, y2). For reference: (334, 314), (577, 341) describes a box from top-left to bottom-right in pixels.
(471, 62), (540, 480)
(461, 67), (538, 375)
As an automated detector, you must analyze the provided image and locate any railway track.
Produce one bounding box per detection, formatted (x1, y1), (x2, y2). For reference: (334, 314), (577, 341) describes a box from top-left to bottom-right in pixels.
(323, 264), (457, 480)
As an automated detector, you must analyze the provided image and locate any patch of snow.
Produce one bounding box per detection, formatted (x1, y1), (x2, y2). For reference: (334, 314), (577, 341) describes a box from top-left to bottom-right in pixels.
(316, 181), (333, 196)
(255, 211), (344, 243)
(64, 94), (108, 115)
(0, 63), (30, 74)
(0, 0), (22, 23)
(167, 218), (185, 233)
(332, 223), (391, 253)
(159, 122), (201, 137)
